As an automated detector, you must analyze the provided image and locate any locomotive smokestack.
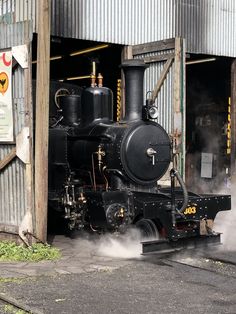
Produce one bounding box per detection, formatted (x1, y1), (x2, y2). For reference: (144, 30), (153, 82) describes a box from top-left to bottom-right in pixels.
(121, 59), (147, 122)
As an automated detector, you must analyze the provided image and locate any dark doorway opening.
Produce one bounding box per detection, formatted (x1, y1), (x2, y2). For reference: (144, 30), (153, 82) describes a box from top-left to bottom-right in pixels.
(32, 35), (123, 235)
(185, 56), (232, 194)
(32, 35), (123, 120)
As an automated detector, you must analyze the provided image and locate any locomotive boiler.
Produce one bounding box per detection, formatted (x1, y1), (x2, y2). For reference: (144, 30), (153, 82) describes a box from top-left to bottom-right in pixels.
(48, 59), (231, 253)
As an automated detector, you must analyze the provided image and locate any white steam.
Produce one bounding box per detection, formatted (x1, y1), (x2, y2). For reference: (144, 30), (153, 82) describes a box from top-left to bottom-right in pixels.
(96, 229), (142, 259)
(214, 181), (235, 251)
(66, 228), (143, 260)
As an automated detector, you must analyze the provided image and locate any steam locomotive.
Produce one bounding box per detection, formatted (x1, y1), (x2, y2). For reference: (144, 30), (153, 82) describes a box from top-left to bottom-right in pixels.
(48, 59), (231, 253)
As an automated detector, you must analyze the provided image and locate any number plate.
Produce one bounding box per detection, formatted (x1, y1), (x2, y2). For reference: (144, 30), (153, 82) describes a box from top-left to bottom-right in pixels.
(183, 206), (197, 215)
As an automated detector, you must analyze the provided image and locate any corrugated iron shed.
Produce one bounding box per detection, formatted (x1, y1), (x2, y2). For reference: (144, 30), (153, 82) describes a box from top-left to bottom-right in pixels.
(0, 20), (33, 236)
(1, 0), (234, 57)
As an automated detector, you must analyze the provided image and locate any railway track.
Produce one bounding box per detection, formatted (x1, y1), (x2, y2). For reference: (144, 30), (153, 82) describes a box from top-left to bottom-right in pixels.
(166, 253), (236, 278)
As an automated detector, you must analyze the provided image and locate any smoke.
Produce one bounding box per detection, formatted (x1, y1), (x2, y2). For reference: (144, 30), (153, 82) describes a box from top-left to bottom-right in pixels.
(213, 181), (235, 251)
(65, 228), (143, 260)
(96, 228), (142, 259)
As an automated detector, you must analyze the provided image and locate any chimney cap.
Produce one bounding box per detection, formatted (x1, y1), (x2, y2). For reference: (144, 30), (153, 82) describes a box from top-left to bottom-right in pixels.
(120, 59), (148, 69)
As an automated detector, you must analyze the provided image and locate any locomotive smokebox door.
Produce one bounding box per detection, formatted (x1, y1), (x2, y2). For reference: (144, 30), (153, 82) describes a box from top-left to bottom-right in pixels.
(120, 122), (171, 185)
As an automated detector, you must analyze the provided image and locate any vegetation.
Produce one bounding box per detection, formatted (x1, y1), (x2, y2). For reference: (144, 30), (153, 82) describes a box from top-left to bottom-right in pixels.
(0, 241), (61, 262)
(3, 304), (27, 314)
(0, 278), (23, 284)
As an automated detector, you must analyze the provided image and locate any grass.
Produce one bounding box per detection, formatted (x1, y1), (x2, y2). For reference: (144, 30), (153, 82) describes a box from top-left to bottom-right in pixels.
(0, 278), (23, 284)
(0, 241), (61, 262)
(3, 304), (27, 314)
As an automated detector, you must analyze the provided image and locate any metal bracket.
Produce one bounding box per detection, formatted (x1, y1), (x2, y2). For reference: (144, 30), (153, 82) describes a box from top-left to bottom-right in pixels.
(16, 127), (30, 164)
(12, 44), (28, 69)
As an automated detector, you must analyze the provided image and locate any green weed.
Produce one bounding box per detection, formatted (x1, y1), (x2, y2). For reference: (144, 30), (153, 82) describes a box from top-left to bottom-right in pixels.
(0, 242), (61, 262)
(0, 278), (23, 284)
(3, 304), (27, 314)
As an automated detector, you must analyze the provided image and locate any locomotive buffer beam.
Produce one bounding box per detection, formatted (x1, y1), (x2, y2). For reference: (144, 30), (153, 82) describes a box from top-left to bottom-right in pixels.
(141, 233), (221, 255)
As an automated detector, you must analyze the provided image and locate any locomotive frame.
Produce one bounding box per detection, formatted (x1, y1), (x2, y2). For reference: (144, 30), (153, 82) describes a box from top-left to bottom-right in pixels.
(48, 59), (231, 254)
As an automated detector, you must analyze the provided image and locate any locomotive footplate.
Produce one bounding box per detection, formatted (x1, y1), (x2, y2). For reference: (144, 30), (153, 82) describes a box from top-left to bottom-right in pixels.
(135, 192), (230, 254)
(142, 233), (221, 255)
(140, 193), (231, 223)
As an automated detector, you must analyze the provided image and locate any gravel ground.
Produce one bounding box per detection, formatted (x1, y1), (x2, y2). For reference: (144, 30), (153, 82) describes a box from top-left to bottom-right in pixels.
(1, 253), (236, 314)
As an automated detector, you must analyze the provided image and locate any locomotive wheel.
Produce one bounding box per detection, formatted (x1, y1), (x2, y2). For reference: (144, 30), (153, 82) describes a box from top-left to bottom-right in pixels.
(136, 219), (159, 240)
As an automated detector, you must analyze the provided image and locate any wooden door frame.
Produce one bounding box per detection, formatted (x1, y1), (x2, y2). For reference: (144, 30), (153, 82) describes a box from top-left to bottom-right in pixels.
(122, 38), (186, 177)
(231, 59), (236, 181)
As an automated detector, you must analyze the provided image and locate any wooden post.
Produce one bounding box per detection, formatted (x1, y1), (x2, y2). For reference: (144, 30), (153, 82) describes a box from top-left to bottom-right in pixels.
(35, 0), (51, 242)
(173, 38), (186, 177)
(24, 43), (34, 241)
(231, 59), (236, 177)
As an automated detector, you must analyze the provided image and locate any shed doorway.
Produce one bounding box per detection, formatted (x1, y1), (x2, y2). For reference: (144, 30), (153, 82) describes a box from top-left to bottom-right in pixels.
(185, 56), (232, 194)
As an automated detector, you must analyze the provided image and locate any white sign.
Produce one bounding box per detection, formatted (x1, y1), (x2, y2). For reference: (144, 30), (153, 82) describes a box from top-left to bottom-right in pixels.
(201, 152), (213, 179)
(0, 50), (14, 142)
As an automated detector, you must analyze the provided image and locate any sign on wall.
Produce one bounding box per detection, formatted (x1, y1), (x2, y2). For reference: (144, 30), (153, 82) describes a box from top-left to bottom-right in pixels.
(0, 50), (13, 142)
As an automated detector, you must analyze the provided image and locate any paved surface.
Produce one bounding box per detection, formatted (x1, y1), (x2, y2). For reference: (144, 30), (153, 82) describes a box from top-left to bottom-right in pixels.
(0, 233), (235, 279)
(0, 234), (136, 278)
(0, 232), (236, 314)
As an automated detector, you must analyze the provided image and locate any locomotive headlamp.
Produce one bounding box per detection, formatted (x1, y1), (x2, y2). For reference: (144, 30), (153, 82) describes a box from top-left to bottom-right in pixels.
(148, 105), (158, 119)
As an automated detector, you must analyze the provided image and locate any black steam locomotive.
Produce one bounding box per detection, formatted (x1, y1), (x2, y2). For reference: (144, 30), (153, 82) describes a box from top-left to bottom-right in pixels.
(48, 59), (231, 253)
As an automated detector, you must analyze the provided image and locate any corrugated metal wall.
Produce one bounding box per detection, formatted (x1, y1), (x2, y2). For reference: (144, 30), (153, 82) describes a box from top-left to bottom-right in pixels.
(175, 0), (236, 57)
(0, 21), (32, 48)
(51, 0), (175, 45)
(15, 0), (36, 29)
(0, 21), (33, 230)
(135, 53), (174, 134)
(0, 0), (14, 17)
(50, 0), (236, 58)
(2, 0), (236, 57)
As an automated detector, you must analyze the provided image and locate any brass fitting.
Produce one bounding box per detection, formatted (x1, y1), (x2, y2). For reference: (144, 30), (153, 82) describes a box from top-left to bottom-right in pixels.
(116, 207), (124, 218)
(96, 145), (105, 170)
(117, 79), (121, 122)
(90, 74), (96, 88)
(97, 73), (103, 87)
(78, 192), (86, 204)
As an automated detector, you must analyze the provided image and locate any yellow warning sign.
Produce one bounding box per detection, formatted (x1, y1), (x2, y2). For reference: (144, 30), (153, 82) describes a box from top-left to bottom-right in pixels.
(0, 50), (13, 142)
(0, 72), (9, 95)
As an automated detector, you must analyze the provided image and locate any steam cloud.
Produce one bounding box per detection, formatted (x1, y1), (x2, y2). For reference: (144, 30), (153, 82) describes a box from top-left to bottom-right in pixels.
(67, 228), (143, 260)
(96, 228), (142, 259)
(214, 180), (235, 251)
